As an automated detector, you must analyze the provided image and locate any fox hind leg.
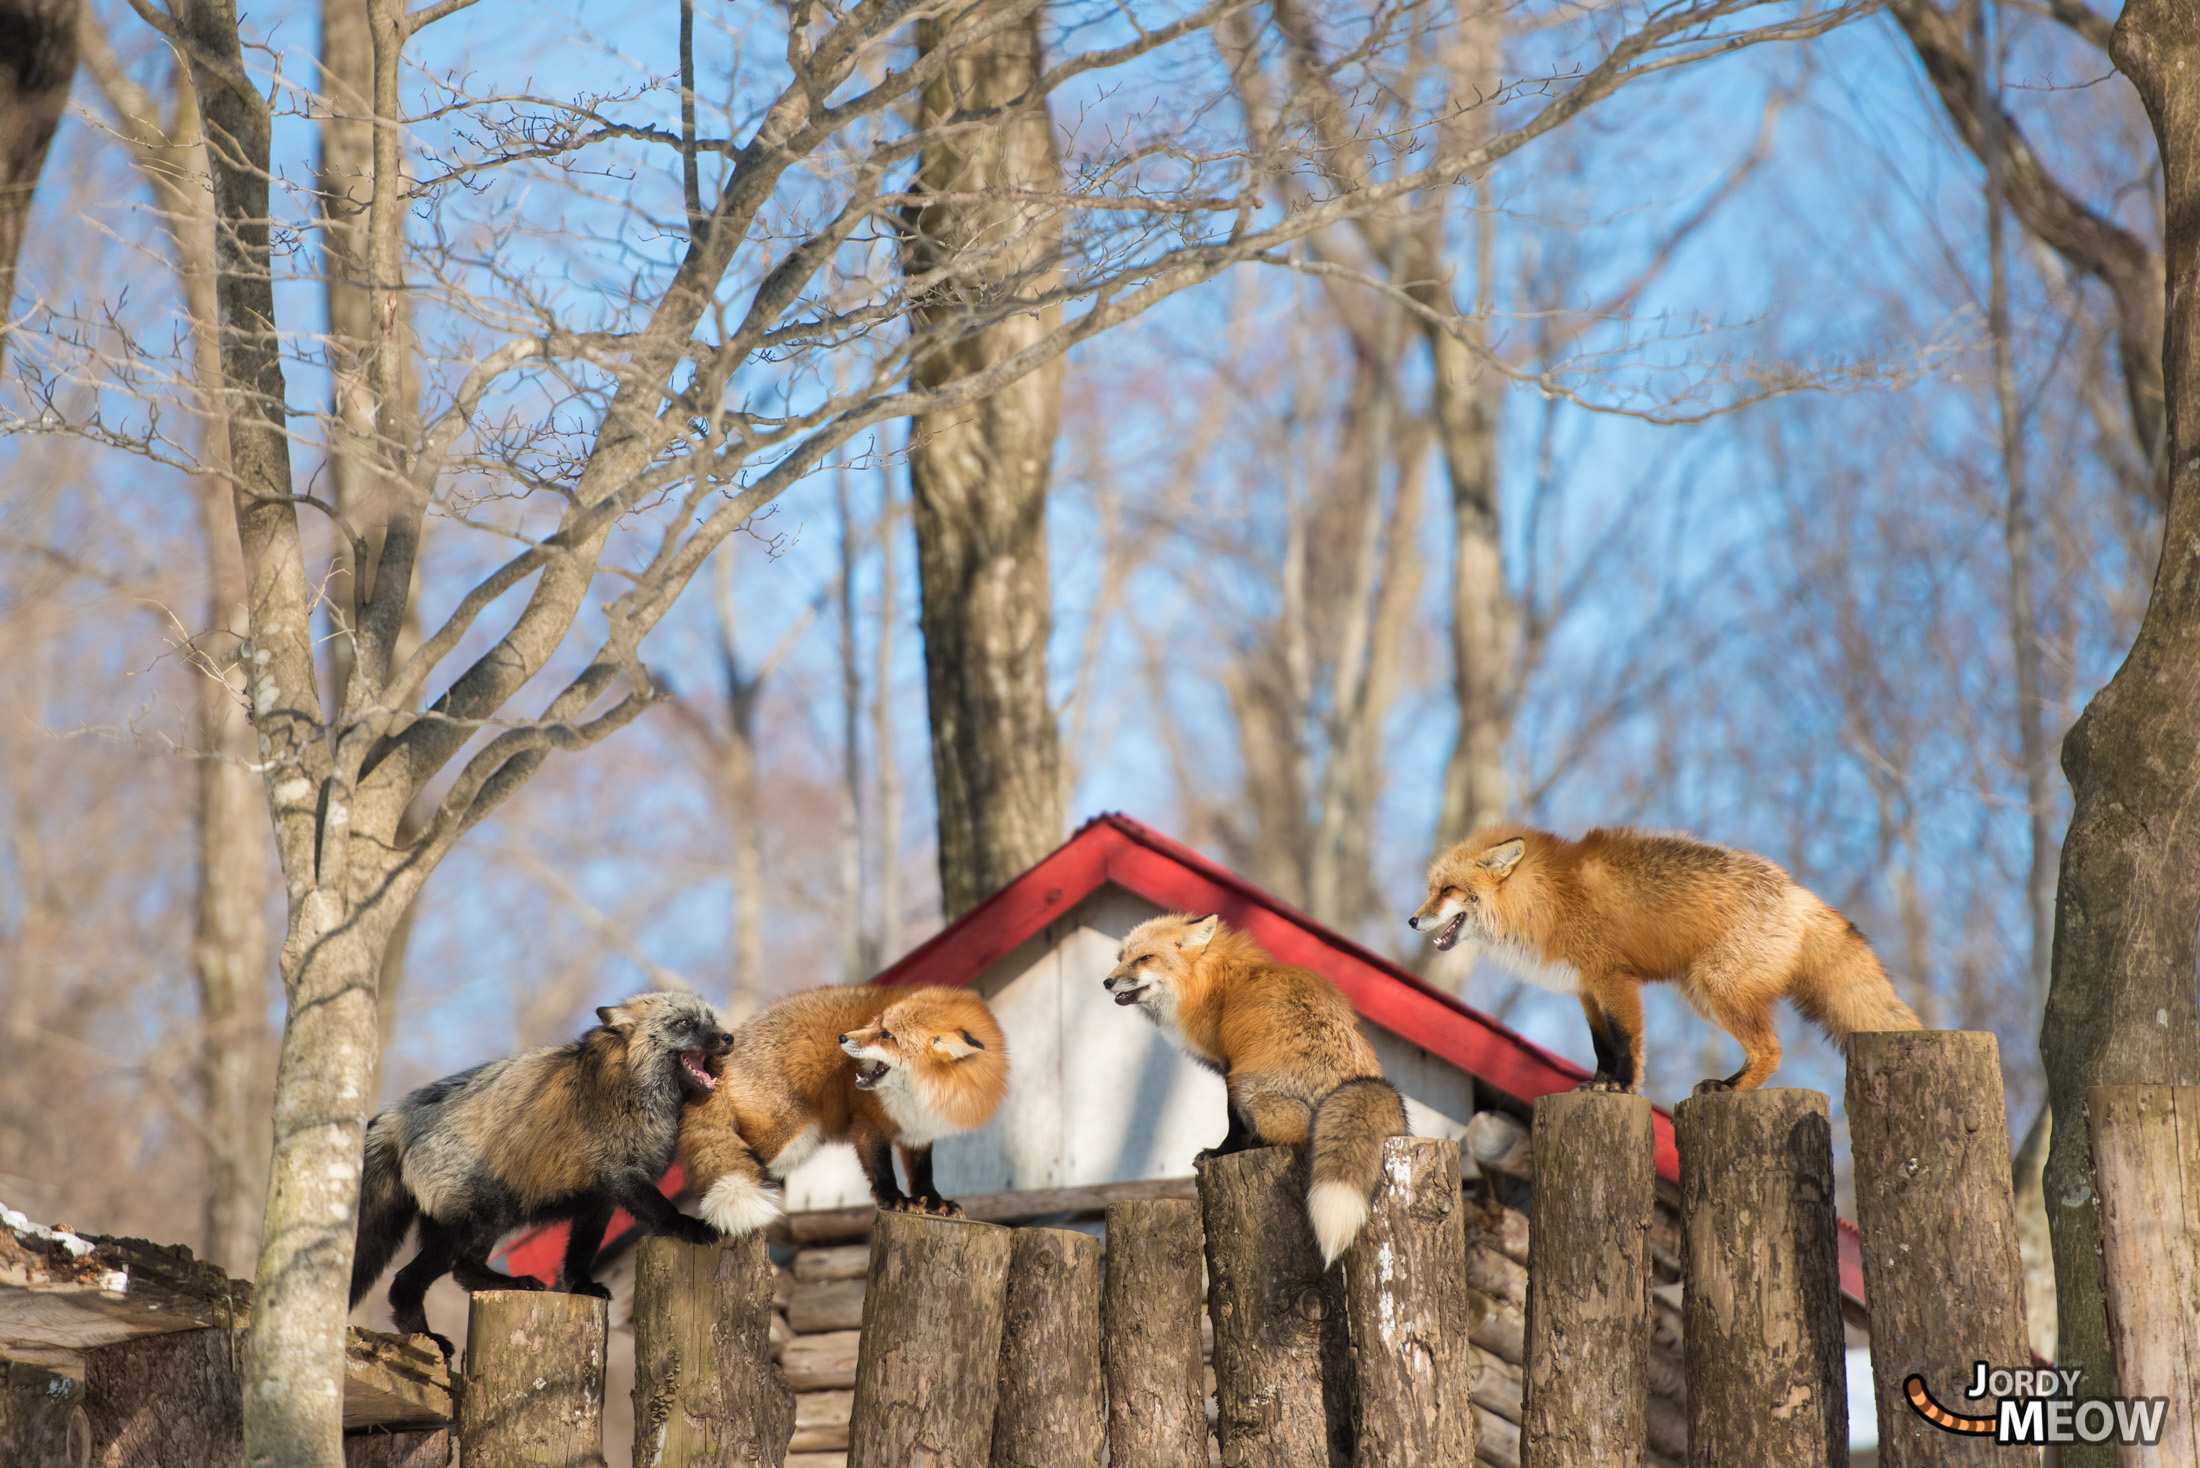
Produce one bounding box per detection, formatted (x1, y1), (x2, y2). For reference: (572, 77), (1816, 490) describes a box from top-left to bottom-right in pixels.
(387, 1216), (463, 1357)
(1229, 1073), (1315, 1149)
(1693, 985), (1782, 1095)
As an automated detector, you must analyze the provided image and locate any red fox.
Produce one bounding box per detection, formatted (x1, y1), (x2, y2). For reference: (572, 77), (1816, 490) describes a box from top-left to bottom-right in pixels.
(1411, 825), (1921, 1095)
(678, 984), (1009, 1236)
(1103, 913), (1407, 1265)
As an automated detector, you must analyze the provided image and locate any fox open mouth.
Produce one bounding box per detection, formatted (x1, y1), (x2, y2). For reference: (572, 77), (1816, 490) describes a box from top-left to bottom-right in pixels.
(852, 1058), (890, 1090)
(1432, 913), (1468, 951)
(679, 1051), (716, 1090)
(1110, 984), (1148, 1007)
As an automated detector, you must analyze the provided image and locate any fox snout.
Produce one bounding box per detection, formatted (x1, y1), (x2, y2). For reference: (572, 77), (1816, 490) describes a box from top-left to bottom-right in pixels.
(1102, 965), (1150, 1007)
(1409, 894), (1471, 951)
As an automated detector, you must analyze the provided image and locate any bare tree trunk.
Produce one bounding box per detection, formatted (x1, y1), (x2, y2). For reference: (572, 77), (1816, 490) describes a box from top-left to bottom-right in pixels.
(905, 0), (1065, 919)
(2040, 7), (2200, 1460)
(80, 17), (276, 1282)
(0, 0), (77, 367)
(321, 0), (424, 1055)
(836, 470), (869, 980)
(874, 482), (903, 962)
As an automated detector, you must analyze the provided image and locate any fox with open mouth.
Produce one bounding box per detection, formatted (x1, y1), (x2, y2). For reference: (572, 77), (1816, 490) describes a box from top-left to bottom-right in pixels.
(679, 985), (1009, 1236)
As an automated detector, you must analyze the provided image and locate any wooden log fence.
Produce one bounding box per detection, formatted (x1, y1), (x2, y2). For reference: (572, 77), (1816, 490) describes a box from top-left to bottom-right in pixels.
(17, 1031), (2200, 1466)
(1846, 1031), (2031, 1468)
(1522, 1091), (1655, 1468)
(1675, 1087), (1846, 1468)
(457, 1290), (609, 1468)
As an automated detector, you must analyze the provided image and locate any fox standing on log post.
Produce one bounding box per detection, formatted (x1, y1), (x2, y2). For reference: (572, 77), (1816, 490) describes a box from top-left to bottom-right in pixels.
(1103, 912), (1408, 1265)
(348, 991), (732, 1354)
(1411, 826), (1921, 1095)
(679, 984), (1010, 1237)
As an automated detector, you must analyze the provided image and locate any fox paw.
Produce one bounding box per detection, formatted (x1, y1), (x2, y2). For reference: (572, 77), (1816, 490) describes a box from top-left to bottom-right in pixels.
(565, 1280), (612, 1300)
(1577, 1076), (1633, 1095)
(425, 1331), (457, 1362)
(915, 1196), (964, 1219)
(666, 1214), (720, 1246)
(1691, 1077), (1735, 1097)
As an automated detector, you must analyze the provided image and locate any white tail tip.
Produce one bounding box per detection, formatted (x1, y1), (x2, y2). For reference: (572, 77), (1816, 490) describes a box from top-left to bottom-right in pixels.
(698, 1174), (783, 1237)
(1308, 1179), (1369, 1267)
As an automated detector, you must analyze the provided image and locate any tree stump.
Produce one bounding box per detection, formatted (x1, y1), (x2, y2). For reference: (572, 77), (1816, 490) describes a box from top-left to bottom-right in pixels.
(1522, 1092), (1652, 1468)
(2, 1360), (91, 1468)
(846, 1211), (1013, 1468)
(1339, 1136), (1478, 1467)
(1196, 1145), (1353, 1468)
(1847, 1031), (2029, 1467)
(991, 1227), (1103, 1468)
(1675, 1088), (1848, 1468)
(2086, 1084), (2200, 1461)
(83, 1327), (245, 1467)
(632, 1232), (794, 1468)
(1102, 1199), (1207, 1468)
(458, 1290), (609, 1468)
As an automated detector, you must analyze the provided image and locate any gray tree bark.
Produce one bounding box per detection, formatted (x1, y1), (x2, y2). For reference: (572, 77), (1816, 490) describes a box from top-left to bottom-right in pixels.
(458, 1291), (609, 1468)
(905, 0), (1065, 918)
(1101, 1199), (1207, 1468)
(1197, 1146), (1353, 1468)
(1674, 1089), (1847, 1468)
(848, 1212), (1014, 1468)
(2035, 4), (2200, 1459)
(0, 0), (77, 368)
(1846, 1033), (2032, 1468)
(2084, 1084), (2200, 1460)
(1338, 1137), (1478, 1467)
(631, 1233), (793, 1468)
(991, 1227), (1104, 1468)
(344, 1430), (450, 1468)
(1, 1360), (90, 1468)
(1522, 1092), (1652, 1468)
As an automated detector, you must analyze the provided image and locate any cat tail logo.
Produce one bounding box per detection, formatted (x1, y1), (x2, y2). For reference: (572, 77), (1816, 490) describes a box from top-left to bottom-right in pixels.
(1904, 1365), (2171, 1447)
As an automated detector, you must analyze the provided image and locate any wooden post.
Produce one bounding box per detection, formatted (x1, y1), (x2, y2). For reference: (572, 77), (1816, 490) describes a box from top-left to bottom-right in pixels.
(1102, 1199), (1206, 1468)
(1846, 1031), (2030, 1467)
(2086, 1084), (2200, 1461)
(1522, 1091), (1653, 1468)
(458, 1290), (609, 1468)
(847, 1211), (1013, 1468)
(991, 1227), (1104, 1468)
(1674, 1088), (1847, 1468)
(631, 1232), (794, 1468)
(1339, 1136), (1478, 1466)
(83, 1328), (244, 1467)
(1196, 1145), (1353, 1468)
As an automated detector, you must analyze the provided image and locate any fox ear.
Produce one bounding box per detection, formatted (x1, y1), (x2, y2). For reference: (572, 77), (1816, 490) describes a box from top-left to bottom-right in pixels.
(1477, 839), (1526, 879)
(1179, 913), (1220, 951)
(932, 1030), (984, 1059)
(596, 1004), (636, 1032)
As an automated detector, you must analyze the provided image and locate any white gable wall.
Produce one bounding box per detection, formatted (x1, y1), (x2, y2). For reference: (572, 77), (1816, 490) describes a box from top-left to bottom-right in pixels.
(781, 884), (1476, 1211)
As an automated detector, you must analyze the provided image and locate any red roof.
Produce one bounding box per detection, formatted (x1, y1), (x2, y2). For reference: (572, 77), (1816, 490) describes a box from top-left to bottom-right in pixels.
(501, 812), (1867, 1308)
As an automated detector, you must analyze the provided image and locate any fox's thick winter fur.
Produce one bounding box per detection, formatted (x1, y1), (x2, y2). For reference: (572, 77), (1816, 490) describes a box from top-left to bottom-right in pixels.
(349, 992), (731, 1349)
(1412, 825), (1921, 1095)
(1103, 913), (1408, 1265)
(679, 985), (1009, 1236)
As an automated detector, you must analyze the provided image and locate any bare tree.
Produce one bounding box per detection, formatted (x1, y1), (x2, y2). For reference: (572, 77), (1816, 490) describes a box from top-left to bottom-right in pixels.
(79, 21), (274, 1280)
(2039, 1), (2200, 1451)
(905, 0), (1067, 919)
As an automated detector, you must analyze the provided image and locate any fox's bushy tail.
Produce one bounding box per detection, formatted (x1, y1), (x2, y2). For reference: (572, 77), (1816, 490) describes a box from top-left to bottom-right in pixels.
(1306, 1077), (1409, 1266)
(349, 1115), (417, 1307)
(1790, 903), (1921, 1042)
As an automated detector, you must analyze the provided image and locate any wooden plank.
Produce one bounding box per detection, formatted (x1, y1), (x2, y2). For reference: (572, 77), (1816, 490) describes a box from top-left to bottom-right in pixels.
(343, 1330), (455, 1430)
(0, 1212), (245, 1354)
(787, 1279), (866, 1334)
(787, 1178), (1197, 1244)
(784, 1330), (864, 1392)
(795, 1390), (854, 1429)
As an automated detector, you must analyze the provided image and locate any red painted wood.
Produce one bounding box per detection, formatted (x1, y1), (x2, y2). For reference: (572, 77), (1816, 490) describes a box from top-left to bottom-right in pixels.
(499, 813), (1867, 1308)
